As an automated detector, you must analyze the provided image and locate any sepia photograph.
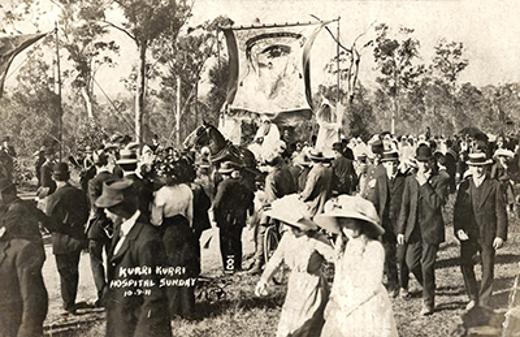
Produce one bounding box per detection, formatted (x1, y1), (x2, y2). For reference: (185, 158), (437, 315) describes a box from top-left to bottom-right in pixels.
(0, 0), (519, 336)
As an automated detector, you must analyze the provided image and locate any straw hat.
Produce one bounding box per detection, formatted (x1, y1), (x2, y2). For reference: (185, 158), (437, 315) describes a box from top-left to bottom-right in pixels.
(308, 149), (333, 162)
(466, 152), (493, 166)
(116, 149), (138, 165)
(264, 194), (317, 231)
(314, 195), (383, 236)
(381, 150), (399, 162)
(218, 161), (241, 174)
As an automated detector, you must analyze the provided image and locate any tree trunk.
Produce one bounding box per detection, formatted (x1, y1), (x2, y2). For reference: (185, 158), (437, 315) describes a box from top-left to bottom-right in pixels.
(81, 86), (94, 120)
(176, 75), (181, 147)
(135, 41), (147, 145)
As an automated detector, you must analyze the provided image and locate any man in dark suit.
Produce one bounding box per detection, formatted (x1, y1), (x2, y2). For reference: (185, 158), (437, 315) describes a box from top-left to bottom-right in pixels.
(39, 147), (57, 195)
(454, 152), (508, 310)
(397, 144), (450, 316)
(249, 155), (297, 274)
(86, 150), (115, 307)
(0, 178), (48, 337)
(369, 150), (406, 297)
(299, 150), (333, 217)
(213, 161), (254, 273)
(45, 162), (89, 314)
(361, 139), (385, 199)
(331, 142), (357, 195)
(96, 179), (171, 337)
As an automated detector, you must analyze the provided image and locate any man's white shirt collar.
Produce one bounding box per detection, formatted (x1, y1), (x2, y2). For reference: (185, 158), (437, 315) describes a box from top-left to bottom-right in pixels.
(472, 175), (486, 188)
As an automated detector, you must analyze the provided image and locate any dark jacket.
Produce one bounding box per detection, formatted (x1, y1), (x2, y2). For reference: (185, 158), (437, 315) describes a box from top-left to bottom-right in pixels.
(288, 165), (310, 193)
(397, 172), (450, 244)
(87, 170), (116, 240)
(39, 160), (56, 194)
(0, 239), (48, 337)
(300, 164), (333, 216)
(331, 156), (357, 195)
(191, 182), (212, 238)
(46, 183), (89, 254)
(106, 219), (171, 337)
(368, 172), (406, 240)
(126, 173), (154, 218)
(454, 177), (508, 247)
(264, 164), (297, 202)
(213, 178), (254, 228)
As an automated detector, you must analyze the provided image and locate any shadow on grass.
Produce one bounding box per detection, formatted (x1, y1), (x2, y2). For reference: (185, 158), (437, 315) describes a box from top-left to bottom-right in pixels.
(435, 301), (467, 312)
(193, 292), (285, 320)
(436, 253), (520, 270)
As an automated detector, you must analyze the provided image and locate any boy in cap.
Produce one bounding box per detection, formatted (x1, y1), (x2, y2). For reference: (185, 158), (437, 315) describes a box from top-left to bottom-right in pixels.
(96, 179), (171, 337)
(454, 152), (507, 310)
(213, 161), (254, 273)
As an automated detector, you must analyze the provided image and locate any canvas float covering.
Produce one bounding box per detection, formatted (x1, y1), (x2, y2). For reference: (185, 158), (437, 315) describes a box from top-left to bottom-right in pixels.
(222, 22), (327, 126)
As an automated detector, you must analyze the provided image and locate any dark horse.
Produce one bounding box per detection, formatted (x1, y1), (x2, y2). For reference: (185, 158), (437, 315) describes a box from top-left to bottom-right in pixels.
(183, 121), (258, 173)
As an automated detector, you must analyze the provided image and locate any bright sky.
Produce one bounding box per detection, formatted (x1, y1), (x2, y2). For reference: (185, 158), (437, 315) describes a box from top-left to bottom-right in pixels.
(4, 0), (520, 99)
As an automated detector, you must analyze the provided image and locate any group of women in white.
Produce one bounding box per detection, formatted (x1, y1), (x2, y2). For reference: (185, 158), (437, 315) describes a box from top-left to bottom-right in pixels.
(254, 194), (398, 337)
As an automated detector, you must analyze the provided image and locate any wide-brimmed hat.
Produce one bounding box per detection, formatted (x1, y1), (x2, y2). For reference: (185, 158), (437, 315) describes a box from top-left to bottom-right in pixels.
(370, 139), (384, 156)
(95, 179), (134, 209)
(308, 149), (333, 162)
(218, 161), (241, 174)
(314, 195), (384, 236)
(0, 177), (15, 193)
(381, 150), (399, 162)
(466, 152), (493, 166)
(52, 162), (70, 181)
(117, 149), (138, 165)
(416, 144), (433, 162)
(493, 148), (514, 159)
(264, 194), (317, 231)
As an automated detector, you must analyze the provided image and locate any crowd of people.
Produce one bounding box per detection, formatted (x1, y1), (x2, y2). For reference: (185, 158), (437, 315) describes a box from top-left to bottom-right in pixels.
(0, 121), (518, 337)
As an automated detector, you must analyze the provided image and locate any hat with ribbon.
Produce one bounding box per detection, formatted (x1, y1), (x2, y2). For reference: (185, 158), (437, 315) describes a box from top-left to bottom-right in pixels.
(308, 149), (333, 162)
(466, 152), (493, 166)
(264, 194), (317, 231)
(314, 195), (383, 236)
(95, 179), (134, 209)
(116, 149), (138, 165)
(381, 150), (399, 162)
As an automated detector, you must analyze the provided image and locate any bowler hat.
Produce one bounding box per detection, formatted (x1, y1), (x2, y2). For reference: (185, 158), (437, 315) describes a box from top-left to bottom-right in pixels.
(466, 152), (493, 166)
(314, 195), (384, 236)
(52, 162), (70, 181)
(95, 179), (134, 208)
(415, 144), (433, 162)
(381, 150), (399, 162)
(117, 149), (138, 165)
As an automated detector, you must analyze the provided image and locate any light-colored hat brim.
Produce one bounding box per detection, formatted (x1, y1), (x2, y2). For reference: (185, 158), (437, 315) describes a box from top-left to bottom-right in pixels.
(117, 159), (138, 165)
(466, 159), (493, 166)
(218, 168), (234, 174)
(265, 210), (317, 231)
(314, 211), (385, 236)
(95, 195), (124, 209)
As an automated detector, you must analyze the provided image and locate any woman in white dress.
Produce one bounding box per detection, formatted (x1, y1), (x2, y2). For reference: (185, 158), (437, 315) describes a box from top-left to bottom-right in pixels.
(314, 195), (399, 337)
(315, 101), (339, 157)
(254, 195), (334, 337)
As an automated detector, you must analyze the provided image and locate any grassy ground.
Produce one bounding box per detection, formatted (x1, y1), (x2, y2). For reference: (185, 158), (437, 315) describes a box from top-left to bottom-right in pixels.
(81, 196), (520, 337)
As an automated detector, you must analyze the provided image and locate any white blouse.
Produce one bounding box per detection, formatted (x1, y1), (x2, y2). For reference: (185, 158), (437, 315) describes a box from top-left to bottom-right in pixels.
(151, 184), (193, 226)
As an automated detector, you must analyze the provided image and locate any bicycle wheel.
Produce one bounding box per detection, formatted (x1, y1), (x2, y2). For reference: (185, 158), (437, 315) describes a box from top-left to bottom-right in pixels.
(263, 226), (287, 285)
